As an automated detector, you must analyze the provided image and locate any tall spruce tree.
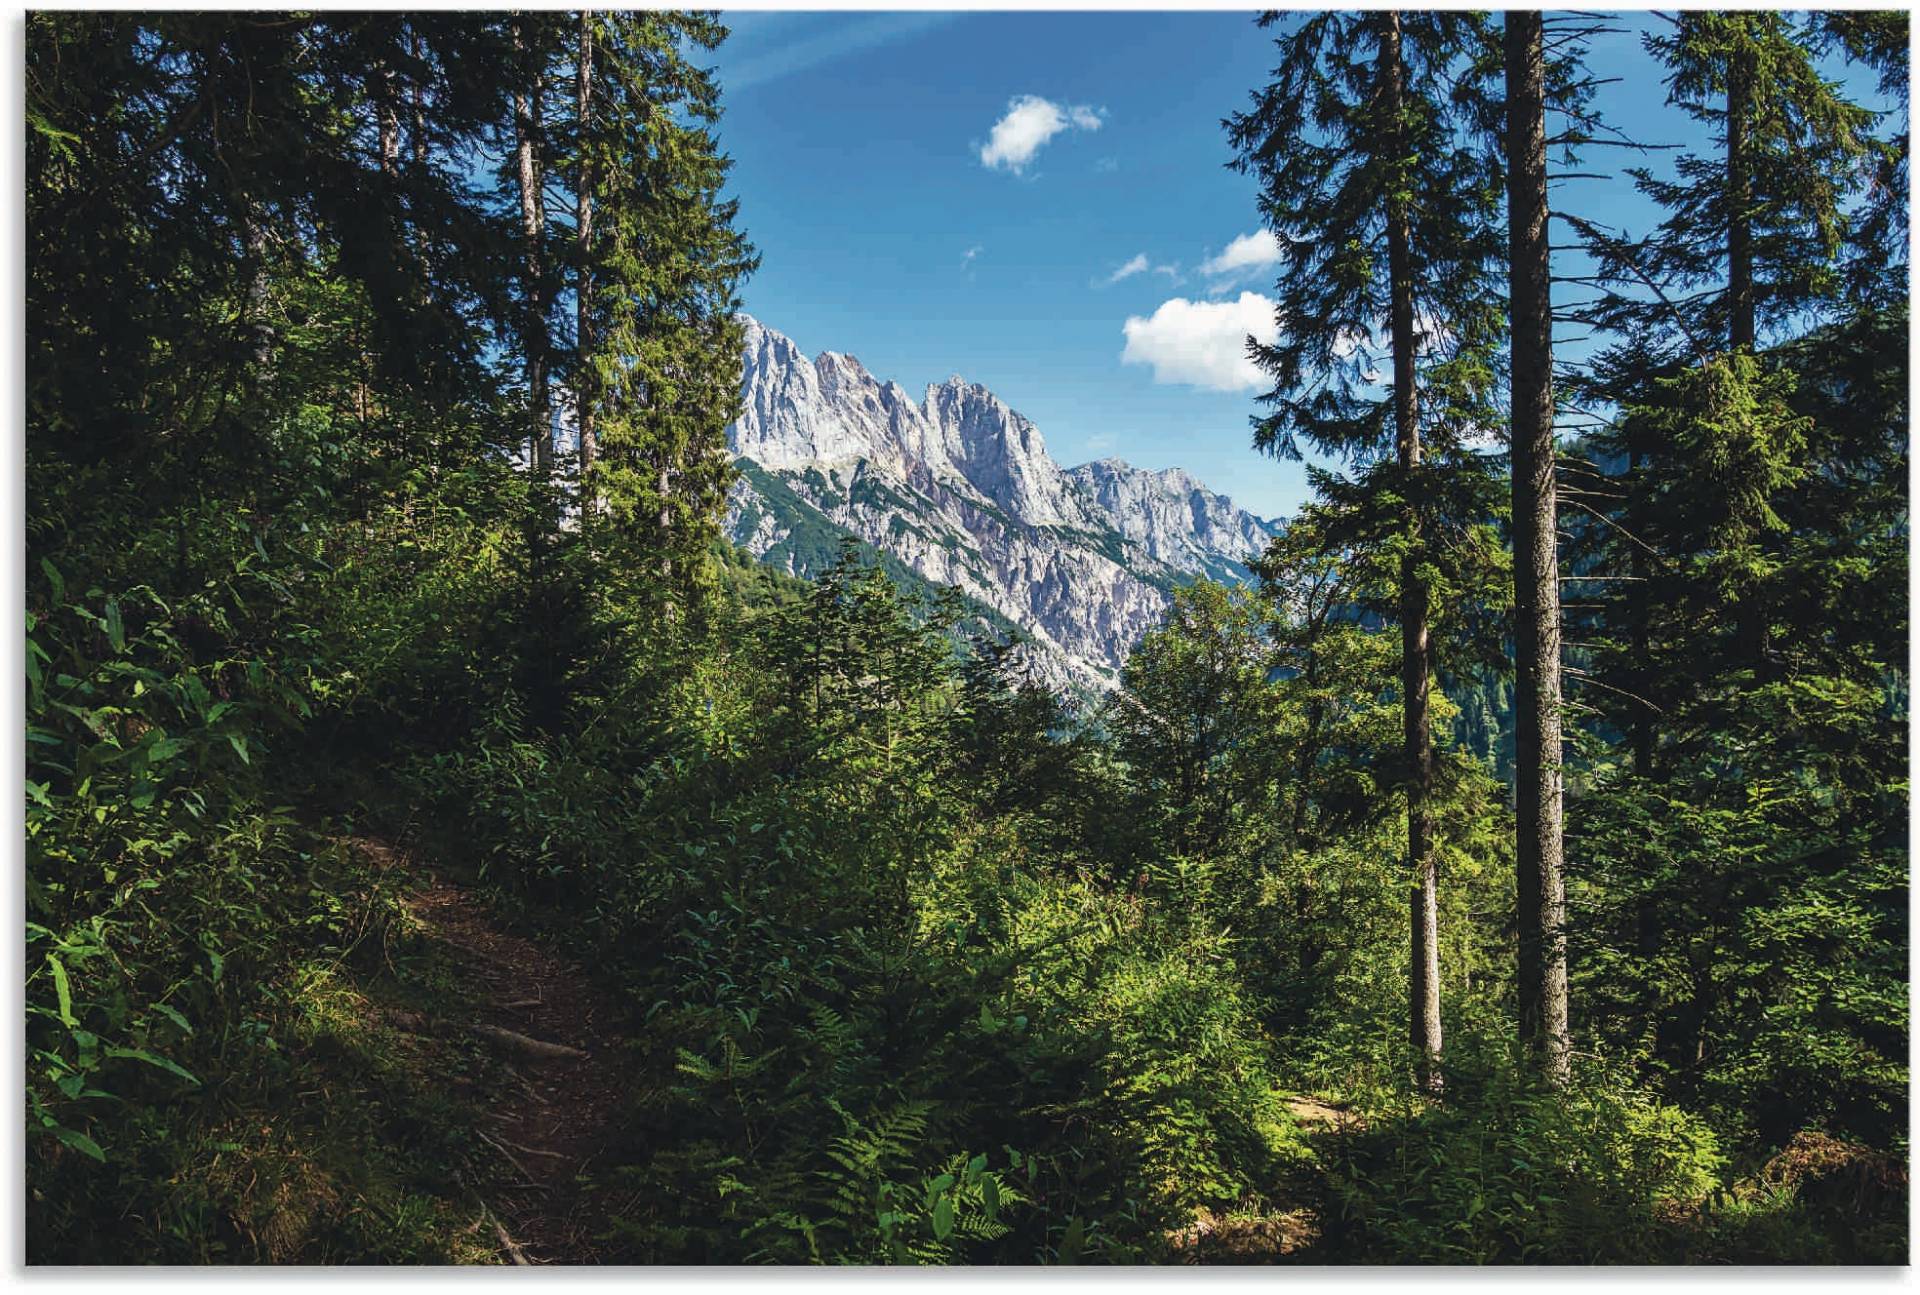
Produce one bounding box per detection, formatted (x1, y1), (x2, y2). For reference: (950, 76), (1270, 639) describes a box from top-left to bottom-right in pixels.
(1559, 11), (1887, 772)
(1503, 8), (1570, 1086)
(567, 12), (756, 592)
(1549, 13), (1908, 1137)
(574, 10), (597, 495)
(508, 13), (564, 494)
(1576, 12), (1876, 359)
(1810, 11), (1910, 310)
(1228, 10), (1506, 1093)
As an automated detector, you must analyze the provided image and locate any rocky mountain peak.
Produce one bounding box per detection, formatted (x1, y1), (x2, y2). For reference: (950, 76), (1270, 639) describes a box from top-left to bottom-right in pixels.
(725, 316), (1282, 693)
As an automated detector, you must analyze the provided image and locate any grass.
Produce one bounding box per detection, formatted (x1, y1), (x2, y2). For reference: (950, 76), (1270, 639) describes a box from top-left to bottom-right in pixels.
(30, 859), (522, 1265)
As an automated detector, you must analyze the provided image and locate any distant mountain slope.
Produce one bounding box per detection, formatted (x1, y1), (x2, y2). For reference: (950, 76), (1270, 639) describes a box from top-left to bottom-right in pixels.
(723, 316), (1282, 692)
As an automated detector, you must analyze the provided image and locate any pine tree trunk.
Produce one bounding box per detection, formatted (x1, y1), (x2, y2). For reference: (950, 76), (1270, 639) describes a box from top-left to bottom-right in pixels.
(1725, 29), (1773, 675)
(1381, 11), (1443, 1097)
(376, 60), (399, 176)
(1727, 30), (1755, 351)
(513, 20), (551, 483)
(658, 460), (673, 582)
(409, 27), (427, 169)
(244, 213), (273, 370)
(1505, 8), (1571, 1088)
(575, 13), (596, 501)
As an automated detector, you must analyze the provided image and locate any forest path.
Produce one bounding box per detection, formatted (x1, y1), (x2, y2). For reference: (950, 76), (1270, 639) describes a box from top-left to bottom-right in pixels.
(362, 839), (635, 1264)
(1169, 1095), (1358, 1263)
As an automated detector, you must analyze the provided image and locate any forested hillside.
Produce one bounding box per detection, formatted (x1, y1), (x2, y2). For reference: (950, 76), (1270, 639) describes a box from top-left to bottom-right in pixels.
(24, 10), (1909, 1265)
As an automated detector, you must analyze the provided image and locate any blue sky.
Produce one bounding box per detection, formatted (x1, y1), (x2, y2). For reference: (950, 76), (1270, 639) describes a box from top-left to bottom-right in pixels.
(704, 11), (1893, 520)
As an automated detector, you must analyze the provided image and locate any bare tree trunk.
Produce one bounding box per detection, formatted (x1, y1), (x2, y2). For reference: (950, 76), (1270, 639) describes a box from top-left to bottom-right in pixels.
(575, 13), (596, 501)
(1506, 8), (1571, 1088)
(1724, 29), (1775, 676)
(244, 213), (274, 370)
(513, 19), (551, 483)
(1381, 11), (1442, 1097)
(376, 60), (399, 176)
(409, 26), (428, 170)
(658, 460), (673, 581)
(1727, 29), (1755, 351)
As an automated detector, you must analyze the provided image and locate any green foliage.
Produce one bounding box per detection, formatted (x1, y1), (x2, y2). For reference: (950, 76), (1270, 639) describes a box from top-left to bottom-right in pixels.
(1224, 10), (1505, 462)
(24, 6), (1907, 1269)
(1563, 313), (1907, 1157)
(407, 551), (1305, 1263)
(1620, 12), (1877, 350)
(1323, 1049), (1725, 1263)
(574, 13), (758, 571)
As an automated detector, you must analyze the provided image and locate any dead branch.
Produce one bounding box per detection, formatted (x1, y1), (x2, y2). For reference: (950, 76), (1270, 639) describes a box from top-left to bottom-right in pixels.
(472, 1023), (587, 1060)
(478, 1128), (543, 1185)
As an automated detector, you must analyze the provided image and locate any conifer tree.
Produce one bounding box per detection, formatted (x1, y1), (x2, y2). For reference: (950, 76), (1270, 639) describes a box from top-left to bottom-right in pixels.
(1549, 14), (1908, 1133)
(1504, 8), (1570, 1086)
(1562, 12), (1889, 765)
(567, 12), (757, 590)
(574, 11), (597, 494)
(1228, 10), (1506, 1094)
(509, 13), (562, 488)
(1809, 11), (1910, 310)
(1577, 12), (1876, 358)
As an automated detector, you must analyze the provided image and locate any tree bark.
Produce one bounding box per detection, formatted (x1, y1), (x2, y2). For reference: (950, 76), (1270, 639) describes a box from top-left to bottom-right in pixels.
(375, 59), (399, 177)
(575, 13), (596, 501)
(1505, 8), (1571, 1088)
(658, 459), (673, 581)
(1727, 27), (1756, 351)
(513, 19), (551, 483)
(243, 212), (274, 371)
(1381, 11), (1443, 1097)
(409, 26), (427, 170)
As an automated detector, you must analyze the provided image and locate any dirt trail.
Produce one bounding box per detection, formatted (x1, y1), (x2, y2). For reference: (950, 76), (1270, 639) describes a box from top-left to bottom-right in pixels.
(1285, 1095), (1362, 1135)
(398, 868), (633, 1264)
(1168, 1095), (1359, 1264)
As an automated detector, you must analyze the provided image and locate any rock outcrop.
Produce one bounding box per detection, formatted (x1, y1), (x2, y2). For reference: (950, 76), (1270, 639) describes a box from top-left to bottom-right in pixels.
(725, 316), (1281, 693)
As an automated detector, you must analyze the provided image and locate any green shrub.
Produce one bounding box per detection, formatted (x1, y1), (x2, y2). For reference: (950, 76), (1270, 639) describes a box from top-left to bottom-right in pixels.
(1322, 1047), (1724, 1263)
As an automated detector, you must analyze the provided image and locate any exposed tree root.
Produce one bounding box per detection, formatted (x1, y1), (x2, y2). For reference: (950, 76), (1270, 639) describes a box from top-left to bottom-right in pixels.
(472, 1023), (588, 1060)
(394, 853), (637, 1264)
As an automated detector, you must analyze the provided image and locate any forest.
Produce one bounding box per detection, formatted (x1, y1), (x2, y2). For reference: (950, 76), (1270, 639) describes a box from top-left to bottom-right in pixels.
(23, 8), (1909, 1265)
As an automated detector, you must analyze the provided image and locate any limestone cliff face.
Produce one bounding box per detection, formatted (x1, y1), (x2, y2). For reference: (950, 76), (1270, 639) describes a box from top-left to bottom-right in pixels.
(725, 316), (1281, 693)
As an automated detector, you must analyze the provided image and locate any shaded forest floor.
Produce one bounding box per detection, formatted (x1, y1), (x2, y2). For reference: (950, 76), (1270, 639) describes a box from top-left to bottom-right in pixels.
(213, 840), (1903, 1267)
(1167, 1097), (1359, 1264)
(392, 854), (637, 1263)
(333, 840), (1362, 1266)
(267, 838), (649, 1264)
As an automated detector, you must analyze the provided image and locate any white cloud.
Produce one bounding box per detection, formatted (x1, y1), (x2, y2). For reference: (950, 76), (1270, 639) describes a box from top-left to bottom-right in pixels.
(979, 95), (1105, 174)
(1199, 229), (1284, 283)
(1332, 323), (1371, 360)
(1097, 255), (1184, 290)
(1408, 307), (1453, 357)
(961, 245), (983, 269)
(1120, 292), (1279, 392)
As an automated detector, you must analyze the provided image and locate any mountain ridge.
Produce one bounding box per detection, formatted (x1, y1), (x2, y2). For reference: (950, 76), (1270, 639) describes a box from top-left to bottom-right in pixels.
(724, 315), (1281, 692)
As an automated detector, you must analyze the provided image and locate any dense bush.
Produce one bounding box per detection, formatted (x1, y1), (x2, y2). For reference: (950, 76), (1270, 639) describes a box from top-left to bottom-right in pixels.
(395, 555), (1307, 1262)
(1321, 1044), (1724, 1263)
